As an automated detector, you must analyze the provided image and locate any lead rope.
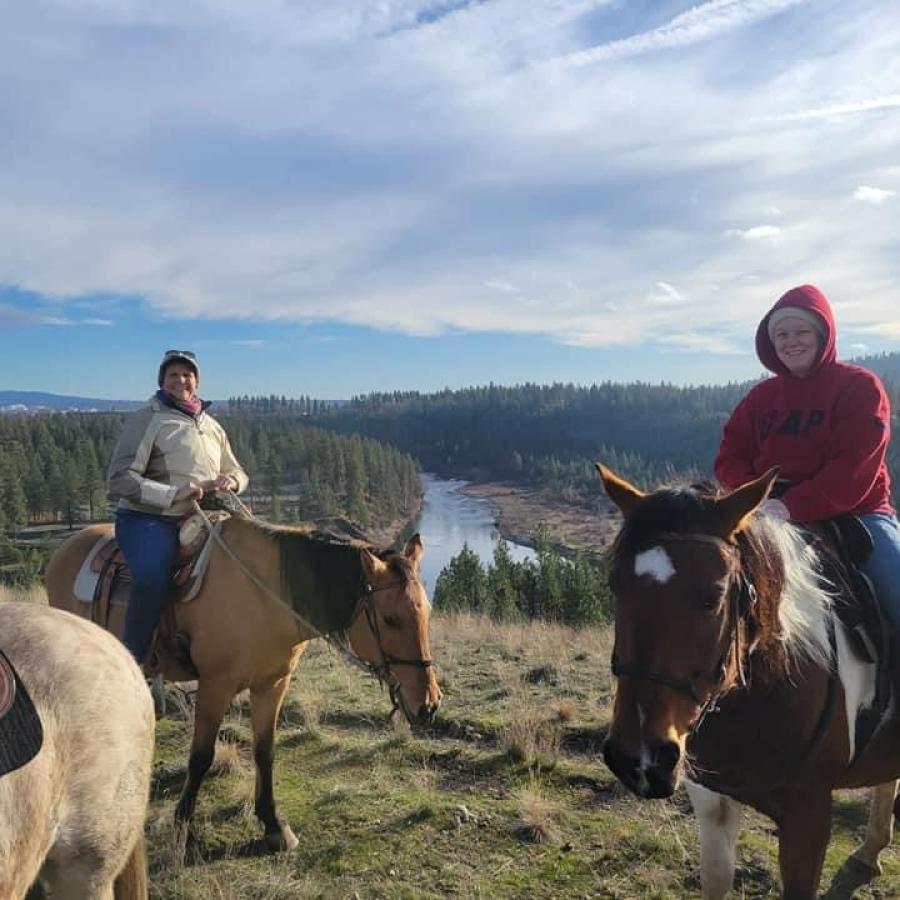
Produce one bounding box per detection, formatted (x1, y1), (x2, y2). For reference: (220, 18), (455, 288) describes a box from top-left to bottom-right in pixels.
(188, 500), (383, 681)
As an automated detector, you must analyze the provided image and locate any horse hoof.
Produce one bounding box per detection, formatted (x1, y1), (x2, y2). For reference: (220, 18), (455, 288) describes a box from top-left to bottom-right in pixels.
(265, 827), (299, 853)
(173, 823), (201, 865)
(848, 853), (882, 878)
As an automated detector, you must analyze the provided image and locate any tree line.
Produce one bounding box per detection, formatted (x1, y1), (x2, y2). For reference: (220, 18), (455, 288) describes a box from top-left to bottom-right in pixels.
(434, 531), (613, 626)
(301, 366), (900, 508)
(0, 410), (420, 581)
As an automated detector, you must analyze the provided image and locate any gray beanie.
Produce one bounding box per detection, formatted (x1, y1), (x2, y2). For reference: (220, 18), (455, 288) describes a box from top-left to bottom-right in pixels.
(157, 350), (200, 386)
(766, 307), (826, 341)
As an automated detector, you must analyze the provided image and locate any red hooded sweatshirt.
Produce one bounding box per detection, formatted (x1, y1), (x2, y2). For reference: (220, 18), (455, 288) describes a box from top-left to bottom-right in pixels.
(715, 284), (894, 523)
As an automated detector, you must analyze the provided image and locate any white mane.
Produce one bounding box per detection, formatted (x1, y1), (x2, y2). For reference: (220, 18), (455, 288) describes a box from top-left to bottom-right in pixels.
(753, 514), (834, 669)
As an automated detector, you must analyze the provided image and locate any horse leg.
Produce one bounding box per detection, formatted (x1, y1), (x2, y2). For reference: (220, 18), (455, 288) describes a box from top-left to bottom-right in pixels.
(39, 857), (115, 900)
(250, 675), (300, 853)
(685, 781), (742, 899)
(777, 791), (833, 900)
(174, 675), (234, 863)
(850, 780), (899, 874)
(149, 672), (166, 718)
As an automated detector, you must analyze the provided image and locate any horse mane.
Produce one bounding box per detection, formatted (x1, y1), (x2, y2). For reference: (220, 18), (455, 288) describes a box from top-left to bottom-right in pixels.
(613, 485), (833, 670)
(226, 516), (416, 635)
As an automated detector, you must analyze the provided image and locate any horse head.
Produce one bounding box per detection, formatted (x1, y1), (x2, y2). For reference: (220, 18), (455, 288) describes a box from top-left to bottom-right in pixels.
(349, 534), (442, 727)
(596, 464), (779, 798)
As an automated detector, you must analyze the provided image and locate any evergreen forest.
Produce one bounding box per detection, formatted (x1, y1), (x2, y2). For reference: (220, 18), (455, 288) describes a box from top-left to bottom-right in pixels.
(0, 411), (420, 581)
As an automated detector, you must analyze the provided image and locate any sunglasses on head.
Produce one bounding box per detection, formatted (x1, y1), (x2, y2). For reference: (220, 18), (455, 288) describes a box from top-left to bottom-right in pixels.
(164, 350), (197, 360)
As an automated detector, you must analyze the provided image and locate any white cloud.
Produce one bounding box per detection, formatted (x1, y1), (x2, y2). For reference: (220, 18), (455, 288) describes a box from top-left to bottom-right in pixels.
(777, 93), (900, 122)
(0, 0), (898, 353)
(854, 185), (896, 205)
(726, 225), (782, 241)
(649, 281), (686, 305)
(233, 339), (264, 347)
(484, 279), (519, 294)
(561, 0), (811, 67)
(41, 316), (74, 326)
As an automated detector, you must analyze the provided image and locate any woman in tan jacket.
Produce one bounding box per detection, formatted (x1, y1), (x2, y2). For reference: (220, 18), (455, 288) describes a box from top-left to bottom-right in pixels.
(107, 349), (248, 663)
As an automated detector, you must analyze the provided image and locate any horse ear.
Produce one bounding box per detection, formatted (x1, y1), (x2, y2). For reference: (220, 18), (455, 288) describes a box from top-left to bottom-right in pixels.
(359, 548), (389, 581)
(404, 533), (424, 570)
(596, 462), (645, 518)
(715, 467), (780, 538)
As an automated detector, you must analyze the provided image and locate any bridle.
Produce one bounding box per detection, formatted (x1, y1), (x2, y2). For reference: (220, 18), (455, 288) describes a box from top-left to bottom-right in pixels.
(610, 531), (757, 730)
(189, 501), (433, 718)
(610, 525), (841, 796)
(350, 579), (434, 715)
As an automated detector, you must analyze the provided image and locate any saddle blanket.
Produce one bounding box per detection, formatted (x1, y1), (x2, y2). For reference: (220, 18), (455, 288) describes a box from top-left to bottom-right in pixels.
(0, 650), (44, 777)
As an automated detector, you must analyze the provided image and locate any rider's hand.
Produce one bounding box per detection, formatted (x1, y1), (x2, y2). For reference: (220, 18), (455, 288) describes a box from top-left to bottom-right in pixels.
(760, 498), (790, 521)
(212, 474), (237, 492)
(174, 482), (205, 502)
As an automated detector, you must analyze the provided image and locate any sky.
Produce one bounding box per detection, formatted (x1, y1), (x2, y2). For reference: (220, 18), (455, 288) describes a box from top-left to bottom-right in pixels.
(1, 0), (899, 401)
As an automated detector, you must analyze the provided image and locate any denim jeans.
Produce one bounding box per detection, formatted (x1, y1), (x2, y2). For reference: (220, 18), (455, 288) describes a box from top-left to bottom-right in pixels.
(859, 513), (900, 633)
(115, 509), (180, 663)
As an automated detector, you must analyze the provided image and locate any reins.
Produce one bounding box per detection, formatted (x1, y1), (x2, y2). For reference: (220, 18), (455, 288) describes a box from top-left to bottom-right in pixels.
(190, 500), (431, 709)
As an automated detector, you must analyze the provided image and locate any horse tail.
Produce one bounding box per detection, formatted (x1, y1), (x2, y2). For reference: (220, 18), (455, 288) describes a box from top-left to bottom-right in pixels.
(113, 833), (148, 900)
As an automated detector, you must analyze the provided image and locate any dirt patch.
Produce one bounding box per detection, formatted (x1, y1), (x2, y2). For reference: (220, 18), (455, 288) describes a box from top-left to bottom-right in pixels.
(459, 481), (620, 554)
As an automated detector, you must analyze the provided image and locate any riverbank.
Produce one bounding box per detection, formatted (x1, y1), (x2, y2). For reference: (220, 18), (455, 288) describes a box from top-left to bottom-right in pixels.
(459, 481), (619, 555)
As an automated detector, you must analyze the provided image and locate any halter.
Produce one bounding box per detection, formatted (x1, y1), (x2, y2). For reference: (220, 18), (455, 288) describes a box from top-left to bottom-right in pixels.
(610, 531), (757, 729)
(351, 580), (434, 716)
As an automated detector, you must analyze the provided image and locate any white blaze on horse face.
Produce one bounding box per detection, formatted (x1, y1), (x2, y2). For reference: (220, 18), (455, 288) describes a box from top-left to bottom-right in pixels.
(634, 546), (676, 584)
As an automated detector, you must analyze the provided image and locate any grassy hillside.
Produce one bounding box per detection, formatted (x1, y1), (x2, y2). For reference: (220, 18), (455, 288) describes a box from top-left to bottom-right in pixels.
(4, 588), (898, 898)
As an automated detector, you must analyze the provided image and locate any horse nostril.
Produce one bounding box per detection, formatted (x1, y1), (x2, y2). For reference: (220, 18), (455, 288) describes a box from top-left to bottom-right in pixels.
(654, 740), (681, 773)
(418, 703), (437, 725)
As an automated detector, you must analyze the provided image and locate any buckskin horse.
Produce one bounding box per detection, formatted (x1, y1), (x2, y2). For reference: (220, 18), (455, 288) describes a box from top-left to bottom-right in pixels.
(45, 514), (441, 862)
(596, 464), (900, 900)
(0, 601), (153, 899)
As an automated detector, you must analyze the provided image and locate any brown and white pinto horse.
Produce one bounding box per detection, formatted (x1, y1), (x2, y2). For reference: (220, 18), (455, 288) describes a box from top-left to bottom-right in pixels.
(597, 464), (900, 900)
(46, 517), (441, 863)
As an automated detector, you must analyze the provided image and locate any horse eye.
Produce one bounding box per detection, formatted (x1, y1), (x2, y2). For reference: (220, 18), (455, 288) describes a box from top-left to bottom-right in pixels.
(383, 614), (403, 629)
(700, 593), (722, 612)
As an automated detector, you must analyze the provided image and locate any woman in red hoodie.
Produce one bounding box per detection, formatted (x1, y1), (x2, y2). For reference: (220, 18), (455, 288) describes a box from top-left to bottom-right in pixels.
(715, 284), (900, 631)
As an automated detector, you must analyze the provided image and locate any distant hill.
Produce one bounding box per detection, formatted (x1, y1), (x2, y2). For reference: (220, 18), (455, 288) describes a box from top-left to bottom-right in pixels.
(0, 391), (143, 413)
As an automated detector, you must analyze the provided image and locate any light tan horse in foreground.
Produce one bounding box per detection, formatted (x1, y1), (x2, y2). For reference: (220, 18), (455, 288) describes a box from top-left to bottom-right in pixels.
(46, 515), (442, 861)
(0, 601), (153, 899)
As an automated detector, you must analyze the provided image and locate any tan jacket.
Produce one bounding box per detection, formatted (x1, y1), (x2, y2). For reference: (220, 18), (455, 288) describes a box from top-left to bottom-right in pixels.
(107, 396), (249, 517)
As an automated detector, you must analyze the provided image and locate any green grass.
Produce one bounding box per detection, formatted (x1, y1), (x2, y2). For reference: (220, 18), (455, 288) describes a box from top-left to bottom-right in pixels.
(3, 585), (896, 898)
(139, 612), (899, 899)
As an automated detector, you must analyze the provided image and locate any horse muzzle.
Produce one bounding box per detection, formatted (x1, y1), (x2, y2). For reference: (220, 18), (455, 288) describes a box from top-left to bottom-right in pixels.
(603, 735), (682, 799)
(416, 699), (440, 726)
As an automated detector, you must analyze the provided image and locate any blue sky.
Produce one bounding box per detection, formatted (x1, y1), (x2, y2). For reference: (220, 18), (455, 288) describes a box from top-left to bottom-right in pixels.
(1, 0), (899, 401)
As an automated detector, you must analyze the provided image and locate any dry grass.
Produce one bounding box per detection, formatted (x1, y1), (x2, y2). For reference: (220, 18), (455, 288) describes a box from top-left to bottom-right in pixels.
(2, 584), (896, 899)
(515, 783), (563, 845)
(497, 676), (563, 766)
(0, 583), (47, 604)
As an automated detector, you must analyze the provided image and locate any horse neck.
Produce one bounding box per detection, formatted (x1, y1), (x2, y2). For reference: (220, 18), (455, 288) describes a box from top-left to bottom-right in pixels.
(737, 523), (833, 678)
(233, 520), (363, 634)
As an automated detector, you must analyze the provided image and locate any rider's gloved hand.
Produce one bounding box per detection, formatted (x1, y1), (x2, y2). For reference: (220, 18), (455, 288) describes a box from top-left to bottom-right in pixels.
(212, 474), (238, 492)
(174, 482), (205, 502)
(759, 498), (790, 521)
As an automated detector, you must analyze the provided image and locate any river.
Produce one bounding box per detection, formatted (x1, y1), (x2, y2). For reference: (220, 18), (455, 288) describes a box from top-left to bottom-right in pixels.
(410, 474), (536, 592)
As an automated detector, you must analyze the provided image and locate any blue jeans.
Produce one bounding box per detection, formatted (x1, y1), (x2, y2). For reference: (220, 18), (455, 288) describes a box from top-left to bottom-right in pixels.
(115, 509), (180, 663)
(860, 513), (900, 633)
